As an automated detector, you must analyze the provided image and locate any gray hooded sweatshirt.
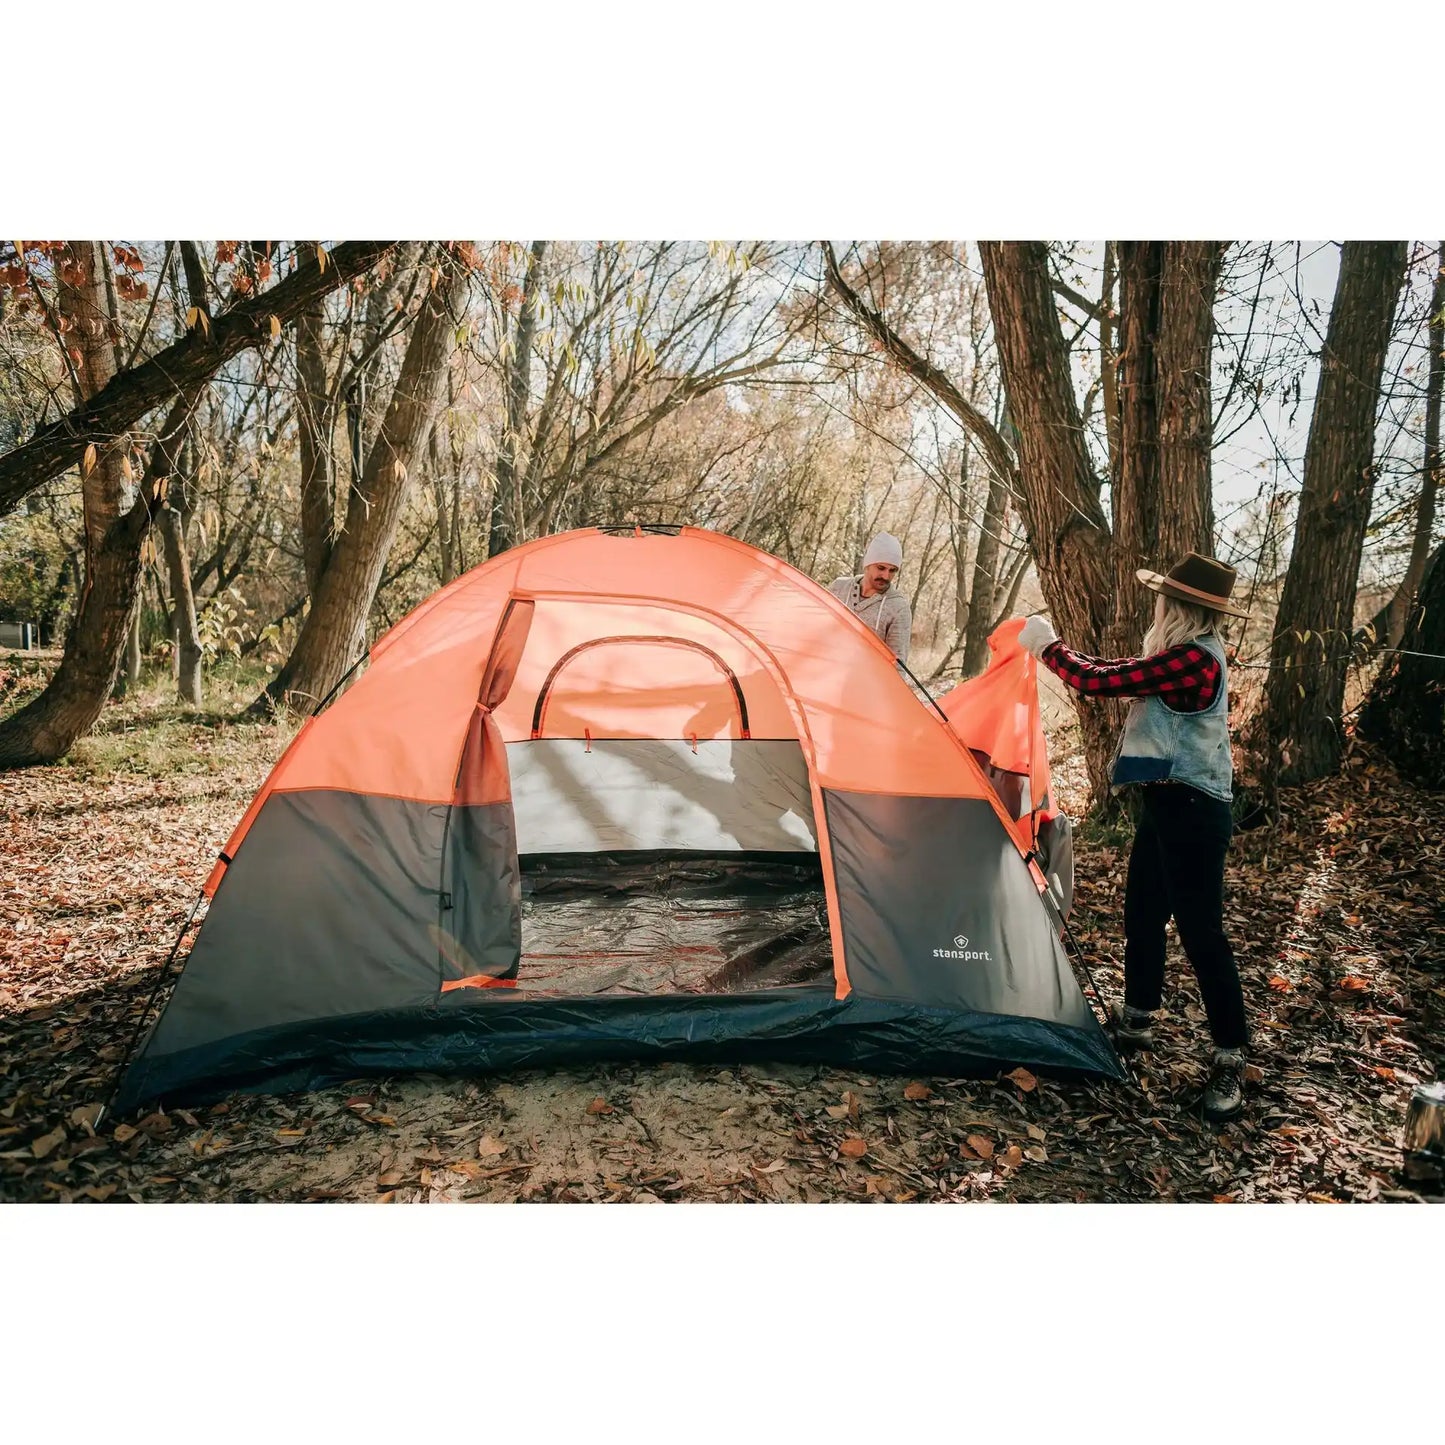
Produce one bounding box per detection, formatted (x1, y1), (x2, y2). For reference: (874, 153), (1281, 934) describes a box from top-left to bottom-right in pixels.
(827, 575), (912, 665)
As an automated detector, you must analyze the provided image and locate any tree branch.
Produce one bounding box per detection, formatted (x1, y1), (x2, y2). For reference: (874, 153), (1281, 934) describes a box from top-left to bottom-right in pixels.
(821, 241), (1018, 488)
(0, 240), (397, 518)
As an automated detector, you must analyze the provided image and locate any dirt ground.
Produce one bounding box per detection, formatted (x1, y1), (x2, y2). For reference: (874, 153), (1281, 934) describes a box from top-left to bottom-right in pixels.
(2, 664), (1442, 1203)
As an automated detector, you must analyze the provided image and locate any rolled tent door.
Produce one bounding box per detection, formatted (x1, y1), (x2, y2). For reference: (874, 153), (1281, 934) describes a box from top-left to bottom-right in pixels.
(439, 598), (535, 990)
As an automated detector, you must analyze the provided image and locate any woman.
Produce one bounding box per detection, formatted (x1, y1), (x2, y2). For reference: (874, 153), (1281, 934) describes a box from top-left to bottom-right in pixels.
(1017, 553), (1250, 1124)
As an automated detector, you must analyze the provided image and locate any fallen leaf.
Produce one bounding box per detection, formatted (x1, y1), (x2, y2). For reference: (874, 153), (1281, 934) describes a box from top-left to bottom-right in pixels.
(1005, 1067), (1037, 1093)
(1026, 1123), (1046, 1142)
(419, 1167), (434, 1188)
(1244, 1063), (1265, 1085)
(825, 1104), (850, 1120)
(112, 1123), (138, 1143)
(755, 1159), (787, 1173)
(31, 1126), (66, 1159)
(377, 1171), (405, 1188)
(1373, 1065), (1396, 1082)
(477, 1135), (508, 1157)
(838, 1138), (868, 1158)
(376, 1191), (398, 1203)
(276, 1128), (306, 1138)
(1002, 1144), (1024, 1167)
(585, 1097), (613, 1116)
(903, 1082), (932, 1101)
(958, 1141), (980, 1160)
(1267, 976), (1293, 992)
(1024, 1145), (1048, 1163)
(842, 1090), (861, 1119)
(966, 1134), (995, 1160)
(1337, 975), (1370, 993)
(70, 1103), (102, 1130)
(81, 1184), (116, 1202)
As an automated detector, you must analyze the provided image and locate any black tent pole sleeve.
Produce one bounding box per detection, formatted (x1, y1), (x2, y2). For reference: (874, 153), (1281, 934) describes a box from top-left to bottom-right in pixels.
(895, 655), (951, 725)
(311, 649), (371, 717)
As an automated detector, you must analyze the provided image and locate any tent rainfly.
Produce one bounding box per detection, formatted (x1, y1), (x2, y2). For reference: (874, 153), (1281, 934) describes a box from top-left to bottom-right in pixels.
(115, 526), (1121, 1112)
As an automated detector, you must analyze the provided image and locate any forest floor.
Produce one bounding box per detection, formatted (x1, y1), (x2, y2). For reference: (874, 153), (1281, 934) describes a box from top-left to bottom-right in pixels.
(2, 653), (1443, 1204)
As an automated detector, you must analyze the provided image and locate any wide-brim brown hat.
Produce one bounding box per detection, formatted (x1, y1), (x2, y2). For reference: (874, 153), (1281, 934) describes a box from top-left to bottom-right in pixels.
(1136, 552), (1250, 619)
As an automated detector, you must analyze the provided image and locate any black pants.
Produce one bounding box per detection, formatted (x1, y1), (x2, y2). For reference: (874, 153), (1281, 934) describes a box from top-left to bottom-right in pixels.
(1123, 783), (1248, 1050)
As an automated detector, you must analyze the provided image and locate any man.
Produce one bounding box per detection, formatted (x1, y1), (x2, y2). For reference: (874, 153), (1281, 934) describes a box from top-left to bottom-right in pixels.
(828, 532), (912, 667)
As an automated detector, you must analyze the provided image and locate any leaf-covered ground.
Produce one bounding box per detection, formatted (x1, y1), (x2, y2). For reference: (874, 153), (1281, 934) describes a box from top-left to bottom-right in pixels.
(2, 663), (1442, 1203)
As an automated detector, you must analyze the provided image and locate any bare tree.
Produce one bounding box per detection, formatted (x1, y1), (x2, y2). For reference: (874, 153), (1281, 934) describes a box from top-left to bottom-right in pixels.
(258, 251), (471, 712)
(1263, 241), (1408, 785)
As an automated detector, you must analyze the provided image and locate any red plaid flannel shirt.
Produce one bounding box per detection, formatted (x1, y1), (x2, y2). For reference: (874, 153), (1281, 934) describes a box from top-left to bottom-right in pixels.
(1039, 639), (1221, 713)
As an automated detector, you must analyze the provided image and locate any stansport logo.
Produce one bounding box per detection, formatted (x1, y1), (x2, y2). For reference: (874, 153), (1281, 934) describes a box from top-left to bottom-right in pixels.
(933, 933), (992, 963)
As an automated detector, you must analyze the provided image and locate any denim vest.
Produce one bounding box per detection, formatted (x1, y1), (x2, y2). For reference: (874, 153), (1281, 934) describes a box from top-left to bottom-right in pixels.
(1110, 632), (1232, 801)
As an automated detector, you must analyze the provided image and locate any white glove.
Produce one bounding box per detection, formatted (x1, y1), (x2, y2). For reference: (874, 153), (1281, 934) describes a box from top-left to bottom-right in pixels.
(1018, 614), (1059, 659)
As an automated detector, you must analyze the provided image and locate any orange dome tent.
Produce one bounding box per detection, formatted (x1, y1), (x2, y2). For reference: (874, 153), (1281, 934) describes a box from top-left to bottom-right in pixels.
(116, 527), (1119, 1111)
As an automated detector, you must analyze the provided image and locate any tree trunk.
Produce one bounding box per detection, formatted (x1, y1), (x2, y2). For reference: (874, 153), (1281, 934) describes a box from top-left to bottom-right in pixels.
(125, 608), (142, 683)
(1112, 241), (1164, 651)
(0, 390), (199, 766)
(978, 242), (1120, 799)
(962, 466), (1008, 677)
(55, 242), (133, 560)
(296, 287), (336, 599)
(1100, 240), (1121, 485)
(1110, 240), (1223, 653)
(1377, 243), (1443, 650)
(489, 240), (548, 557)
(0, 241), (396, 519)
(259, 259), (468, 712)
(1264, 241), (1408, 785)
(1358, 541), (1445, 786)
(430, 417), (456, 585)
(158, 461), (203, 706)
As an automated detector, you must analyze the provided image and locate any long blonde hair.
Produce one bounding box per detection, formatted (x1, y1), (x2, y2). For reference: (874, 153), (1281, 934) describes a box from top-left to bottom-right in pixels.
(1143, 595), (1221, 655)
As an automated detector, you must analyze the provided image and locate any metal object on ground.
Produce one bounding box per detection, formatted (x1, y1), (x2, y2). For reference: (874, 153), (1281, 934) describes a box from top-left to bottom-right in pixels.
(1402, 1081), (1445, 1183)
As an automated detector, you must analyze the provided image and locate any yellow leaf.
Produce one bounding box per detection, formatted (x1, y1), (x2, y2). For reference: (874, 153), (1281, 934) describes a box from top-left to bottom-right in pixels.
(82, 442), (97, 476)
(269, 314), (281, 339)
(315, 244), (327, 273)
(186, 305), (199, 329)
